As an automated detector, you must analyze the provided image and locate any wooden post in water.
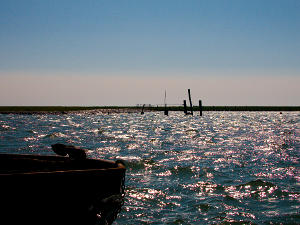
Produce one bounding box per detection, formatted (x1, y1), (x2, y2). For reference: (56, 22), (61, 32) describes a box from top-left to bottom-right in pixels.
(164, 90), (168, 116)
(199, 100), (202, 116)
(188, 89), (193, 115)
(183, 100), (188, 115)
(141, 104), (145, 115)
(164, 107), (168, 116)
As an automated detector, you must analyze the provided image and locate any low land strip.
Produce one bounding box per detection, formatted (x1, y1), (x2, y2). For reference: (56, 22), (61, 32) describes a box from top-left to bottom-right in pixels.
(0, 106), (299, 114)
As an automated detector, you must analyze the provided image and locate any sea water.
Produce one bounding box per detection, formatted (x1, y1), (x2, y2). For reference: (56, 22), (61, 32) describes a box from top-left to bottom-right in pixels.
(0, 112), (299, 224)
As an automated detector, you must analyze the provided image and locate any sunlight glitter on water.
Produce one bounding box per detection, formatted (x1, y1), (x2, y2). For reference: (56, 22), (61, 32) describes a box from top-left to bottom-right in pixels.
(0, 111), (299, 224)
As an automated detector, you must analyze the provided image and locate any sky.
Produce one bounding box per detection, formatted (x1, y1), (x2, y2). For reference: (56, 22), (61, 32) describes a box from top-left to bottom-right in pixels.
(0, 0), (299, 106)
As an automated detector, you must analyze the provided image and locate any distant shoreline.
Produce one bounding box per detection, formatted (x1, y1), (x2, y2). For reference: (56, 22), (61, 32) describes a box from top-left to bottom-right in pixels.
(0, 106), (299, 114)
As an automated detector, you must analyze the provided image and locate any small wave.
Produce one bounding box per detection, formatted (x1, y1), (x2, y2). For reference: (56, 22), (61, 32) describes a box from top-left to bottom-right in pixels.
(26, 130), (37, 134)
(116, 156), (143, 171)
(126, 160), (146, 171)
(116, 134), (135, 141)
(90, 128), (104, 134)
(170, 165), (195, 176)
(264, 213), (300, 224)
(43, 132), (67, 139)
(0, 124), (15, 131)
(125, 158), (159, 171)
(183, 181), (224, 194)
(238, 179), (276, 188)
(225, 179), (299, 200)
(185, 128), (199, 135)
(196, 203), (214, 212)
(98, 132), (134, 143)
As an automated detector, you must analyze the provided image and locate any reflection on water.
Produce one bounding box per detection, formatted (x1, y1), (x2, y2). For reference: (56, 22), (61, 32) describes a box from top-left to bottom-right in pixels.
(0, 112), (299, 224)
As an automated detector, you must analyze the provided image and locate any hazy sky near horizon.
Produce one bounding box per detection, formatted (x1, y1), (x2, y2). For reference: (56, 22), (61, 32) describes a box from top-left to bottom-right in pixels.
(0, 0), (299, 106)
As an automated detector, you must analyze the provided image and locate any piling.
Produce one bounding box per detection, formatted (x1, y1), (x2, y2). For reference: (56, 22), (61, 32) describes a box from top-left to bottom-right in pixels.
(164, 107), (169, 116)
(188, 89), (193, 115)
(164, 90), (168, 116)
(183, 100), (188, 115)
(141, 104), (145, 115)
(199, 100), (202, 116)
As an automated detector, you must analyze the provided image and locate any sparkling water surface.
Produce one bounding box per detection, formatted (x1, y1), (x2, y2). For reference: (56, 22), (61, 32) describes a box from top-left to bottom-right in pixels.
(0, 112), (299, 224)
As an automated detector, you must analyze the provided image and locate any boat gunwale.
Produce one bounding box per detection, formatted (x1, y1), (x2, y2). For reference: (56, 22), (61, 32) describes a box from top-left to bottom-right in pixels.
(0, 153), (126, 176)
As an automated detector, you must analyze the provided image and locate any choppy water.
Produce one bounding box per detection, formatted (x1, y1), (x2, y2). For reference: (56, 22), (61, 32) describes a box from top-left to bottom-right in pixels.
(0, 112), (299, 224)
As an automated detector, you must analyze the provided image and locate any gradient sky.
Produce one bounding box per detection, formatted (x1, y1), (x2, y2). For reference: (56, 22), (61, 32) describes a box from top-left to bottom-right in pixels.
(0, 0), (299, 106)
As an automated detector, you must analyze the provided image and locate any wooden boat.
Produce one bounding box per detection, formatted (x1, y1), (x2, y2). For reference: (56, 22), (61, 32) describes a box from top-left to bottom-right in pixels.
(0, 144), (126, 225)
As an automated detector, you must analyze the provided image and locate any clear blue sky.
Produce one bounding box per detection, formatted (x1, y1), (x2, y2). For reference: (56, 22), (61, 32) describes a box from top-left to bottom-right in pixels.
(0, 0), (299, 106)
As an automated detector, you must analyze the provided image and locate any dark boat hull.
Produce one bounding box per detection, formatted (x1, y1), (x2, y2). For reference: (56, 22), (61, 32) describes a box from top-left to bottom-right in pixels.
(0, 153), (126, 225)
